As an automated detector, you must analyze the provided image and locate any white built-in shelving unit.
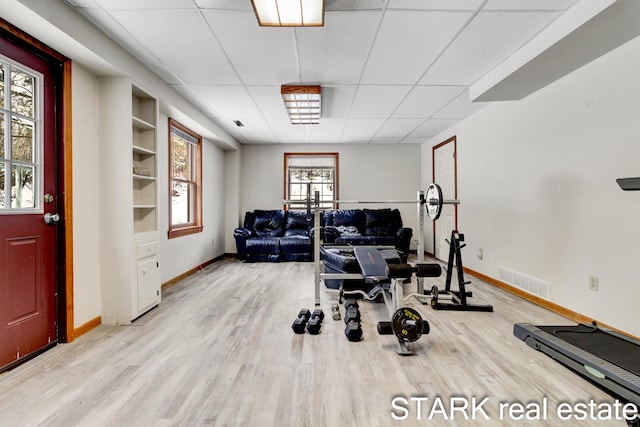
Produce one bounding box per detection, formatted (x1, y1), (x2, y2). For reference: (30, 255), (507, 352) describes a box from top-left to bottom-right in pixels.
(100, 78), (161, 324)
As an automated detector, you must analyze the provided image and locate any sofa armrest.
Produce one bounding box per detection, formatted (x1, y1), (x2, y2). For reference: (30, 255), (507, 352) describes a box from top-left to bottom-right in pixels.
(234, 227), (253, 238)
(323, 225), (340, 243)
(234, 228), (253, 260)
(395, 227), (413, 261)
(396, 227), (413, 241)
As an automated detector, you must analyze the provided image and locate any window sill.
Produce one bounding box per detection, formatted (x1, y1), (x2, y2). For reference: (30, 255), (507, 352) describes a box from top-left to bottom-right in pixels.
(168, 224), (203, 239)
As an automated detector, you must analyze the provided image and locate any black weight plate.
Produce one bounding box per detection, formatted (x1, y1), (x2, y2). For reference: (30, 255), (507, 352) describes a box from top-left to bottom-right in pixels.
(391, 307), (423, 342)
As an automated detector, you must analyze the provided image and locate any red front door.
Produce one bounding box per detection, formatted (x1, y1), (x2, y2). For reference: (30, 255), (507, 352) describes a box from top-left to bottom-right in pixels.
(0, 34), (59, 370)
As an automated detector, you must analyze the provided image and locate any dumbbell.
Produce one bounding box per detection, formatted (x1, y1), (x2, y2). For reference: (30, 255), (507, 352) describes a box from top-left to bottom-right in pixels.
(345, 320), (363, 342)
(291, 309), (311, 334)
(345, 306), (360, 323)
(306, 309), (325, 334)
(343, 299), (362, 341)
(344, 300), (361, 325)
(344, 299), (360, 322)
(331, 304), (341, 320)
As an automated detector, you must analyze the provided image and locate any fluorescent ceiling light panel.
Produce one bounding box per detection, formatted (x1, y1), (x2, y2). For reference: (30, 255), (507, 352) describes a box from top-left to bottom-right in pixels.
(252, 0), (324, 27)
(281, 85), (321, 125)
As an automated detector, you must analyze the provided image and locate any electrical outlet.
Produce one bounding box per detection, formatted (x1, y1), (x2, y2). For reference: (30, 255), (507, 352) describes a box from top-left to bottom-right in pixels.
(211, 238), (215, 247)
(589, 275), (599, 291)
(477, 248), (483, 260)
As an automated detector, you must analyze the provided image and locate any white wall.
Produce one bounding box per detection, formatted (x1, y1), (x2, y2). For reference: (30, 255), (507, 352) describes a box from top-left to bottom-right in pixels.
(224, 149), (242, 254)
(158, 113), (227, 283)
(239, 144), (422, 249)
(423, 35), (640, 337)
(71, 63), (102, 327)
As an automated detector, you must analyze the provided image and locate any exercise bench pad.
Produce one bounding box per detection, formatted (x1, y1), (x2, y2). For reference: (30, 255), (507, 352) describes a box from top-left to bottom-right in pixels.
(353, 247), (393, 284)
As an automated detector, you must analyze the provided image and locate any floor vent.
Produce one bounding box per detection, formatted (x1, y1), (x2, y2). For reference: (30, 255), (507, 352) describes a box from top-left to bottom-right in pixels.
(498, 266), (550, 299)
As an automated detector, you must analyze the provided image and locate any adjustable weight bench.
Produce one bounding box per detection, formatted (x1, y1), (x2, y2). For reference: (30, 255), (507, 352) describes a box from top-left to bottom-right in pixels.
(352, 246), (438, 355)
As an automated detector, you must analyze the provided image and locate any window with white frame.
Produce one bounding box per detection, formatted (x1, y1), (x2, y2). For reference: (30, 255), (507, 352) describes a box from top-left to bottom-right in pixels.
(0, 58), (42, 211)
(168, 118), (202, 238)
(285, 153), (338, 209)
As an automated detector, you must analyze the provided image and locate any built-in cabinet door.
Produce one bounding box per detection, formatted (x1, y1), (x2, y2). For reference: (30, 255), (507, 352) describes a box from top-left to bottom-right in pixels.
(137, 255), (160, 314)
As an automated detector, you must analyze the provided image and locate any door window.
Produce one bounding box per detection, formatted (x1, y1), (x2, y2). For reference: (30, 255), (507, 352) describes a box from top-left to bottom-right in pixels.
(0, 58), (42, 211)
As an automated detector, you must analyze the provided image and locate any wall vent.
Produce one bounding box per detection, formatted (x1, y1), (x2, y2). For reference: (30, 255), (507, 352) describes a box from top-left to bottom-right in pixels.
(498, 266), (550, 300)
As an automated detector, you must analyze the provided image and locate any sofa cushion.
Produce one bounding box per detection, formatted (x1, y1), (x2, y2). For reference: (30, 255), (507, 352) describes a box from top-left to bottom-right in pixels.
(364, 208), (400, 236)
(284, 210), (313, 236)
(252, 210), (285, 237)
(330, 209), (365, 234)
(245, 237), (280, 262)
(279, 236), (311, 254)
(335, 235), (398, 247)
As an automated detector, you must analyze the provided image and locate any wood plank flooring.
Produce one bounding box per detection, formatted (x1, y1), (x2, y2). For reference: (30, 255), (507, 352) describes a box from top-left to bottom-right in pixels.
(0, 257), (627, 426)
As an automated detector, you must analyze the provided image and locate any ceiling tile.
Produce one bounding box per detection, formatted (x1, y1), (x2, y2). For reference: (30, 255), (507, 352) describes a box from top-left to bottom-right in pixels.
(325, 0), (385, 11)
(65, 0), (99, 7)
(374, 118), (425, 139)
(360, 10), (473, 84)
(407, 118), (459, 138)
(95, 0), (195, 9)
(187, 85), (262, 119)
(297, 11), (381, 85)
(245, 86), (288, 119)
(321, 85), (357, 118)
(420, 10), (561, 85)
(229, 118), (279, 143)
(307, 119), (348, 143)
(391, 85), (466, 119)
(349, 85), (412, 118)
(399, 137), (429, 144)
(203, 10), (300, 85)
(194, 0), (253, 10)
(432, 90), (488, 119)
(71, 7), (184, 85)
(387, 0), (484, 10)
(267, 119), (312, 143)
(340, 118), (385, 142)
(109, 9), (240, 85)
(482, 0), (579, 11)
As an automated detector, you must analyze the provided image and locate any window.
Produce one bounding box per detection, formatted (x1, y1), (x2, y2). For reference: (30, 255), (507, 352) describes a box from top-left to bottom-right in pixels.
(168, 118), (202, 238)
(0, 59), (42, 212)
(285, 153), (338, 209)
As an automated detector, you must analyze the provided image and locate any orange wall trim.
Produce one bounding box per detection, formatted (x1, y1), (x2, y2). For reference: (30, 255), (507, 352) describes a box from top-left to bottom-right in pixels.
(74, 316), (101, 338)
(464, 266), (638, 340)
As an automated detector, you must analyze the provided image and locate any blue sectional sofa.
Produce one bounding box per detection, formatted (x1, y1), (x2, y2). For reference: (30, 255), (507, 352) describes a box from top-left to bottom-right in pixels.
(234, 209), (315, 262)
(322, 208), (412, 262)
(234, 208), (412, 263)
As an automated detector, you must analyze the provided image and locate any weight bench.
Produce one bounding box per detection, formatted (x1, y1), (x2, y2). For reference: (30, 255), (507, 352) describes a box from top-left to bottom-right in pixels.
(320, 245), (401, 294)
(352, 246), (439, 355)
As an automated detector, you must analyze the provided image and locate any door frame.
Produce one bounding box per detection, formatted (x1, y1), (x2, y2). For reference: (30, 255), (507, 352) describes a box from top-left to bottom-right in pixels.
(0, 19), (74, 343)
(432, 135), (458, 258)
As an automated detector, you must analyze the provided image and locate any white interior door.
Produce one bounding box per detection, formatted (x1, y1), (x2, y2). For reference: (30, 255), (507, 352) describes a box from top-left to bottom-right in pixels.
(433, 140), (456, 262)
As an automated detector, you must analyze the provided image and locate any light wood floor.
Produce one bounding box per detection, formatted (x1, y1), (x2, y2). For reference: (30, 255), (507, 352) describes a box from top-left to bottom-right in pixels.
(0, 257), (622, 426)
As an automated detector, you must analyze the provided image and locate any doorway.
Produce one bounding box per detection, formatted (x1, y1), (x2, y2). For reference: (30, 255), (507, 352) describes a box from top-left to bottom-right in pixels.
(0, 21), (72, 372)
(433, 136), (457, 262)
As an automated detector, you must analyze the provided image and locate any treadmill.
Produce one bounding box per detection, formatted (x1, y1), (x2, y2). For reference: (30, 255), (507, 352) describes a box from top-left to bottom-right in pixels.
(514, 323), (640, 413)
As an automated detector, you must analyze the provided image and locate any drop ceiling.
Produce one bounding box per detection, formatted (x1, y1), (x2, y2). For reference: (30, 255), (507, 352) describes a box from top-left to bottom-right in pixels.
(63, 0), (583, 144)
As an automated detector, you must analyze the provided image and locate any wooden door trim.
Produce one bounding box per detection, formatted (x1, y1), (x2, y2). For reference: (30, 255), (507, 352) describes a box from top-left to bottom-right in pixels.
(432, 136), (458, 255)
(62, 60), (74, 342)
(0, 19), (74, 343)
